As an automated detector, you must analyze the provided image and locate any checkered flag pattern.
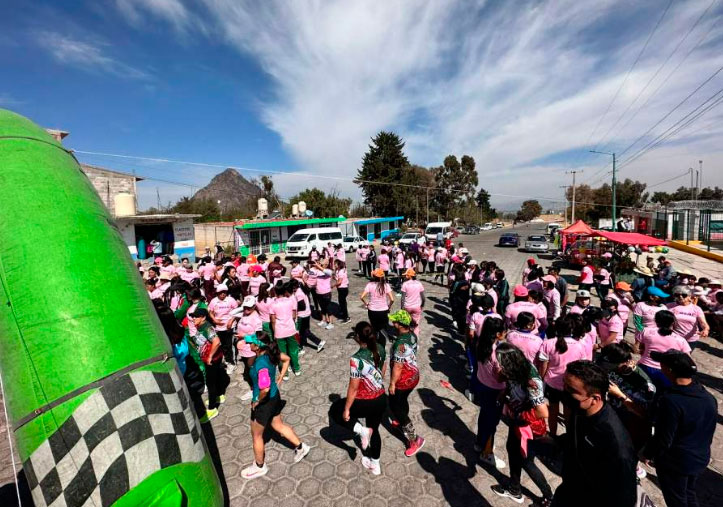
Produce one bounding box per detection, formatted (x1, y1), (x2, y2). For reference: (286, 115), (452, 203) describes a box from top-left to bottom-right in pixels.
(23, 368), (205, 507)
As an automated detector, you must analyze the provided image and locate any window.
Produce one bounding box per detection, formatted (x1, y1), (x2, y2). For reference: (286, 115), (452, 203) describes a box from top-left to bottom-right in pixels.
(288, 233), (309, 242)
(319, 232), (343, 241)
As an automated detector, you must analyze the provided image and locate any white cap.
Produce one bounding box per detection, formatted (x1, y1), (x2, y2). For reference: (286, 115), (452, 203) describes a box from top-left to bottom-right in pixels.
(460, 248), (469, 254)
(576, 290), (591, 298)
(242, 295), (257, 308)
(709, 279), (721, 285)
(216, 284), (229, 292)
(468, 259), (478, 265)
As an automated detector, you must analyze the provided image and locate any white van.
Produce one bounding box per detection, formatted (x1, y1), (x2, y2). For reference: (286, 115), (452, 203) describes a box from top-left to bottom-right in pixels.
(546, 222), (561, 235)
(284, 227), (344, 258)
(424, 221), (453, 242)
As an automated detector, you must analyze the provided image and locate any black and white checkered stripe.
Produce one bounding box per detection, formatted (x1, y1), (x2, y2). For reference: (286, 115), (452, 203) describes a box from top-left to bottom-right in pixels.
(23, 368), (205, 507)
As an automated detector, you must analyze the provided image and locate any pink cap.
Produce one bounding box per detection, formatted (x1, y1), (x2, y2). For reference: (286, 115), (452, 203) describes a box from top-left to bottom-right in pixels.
(513, 285), (529, 297)
(250, 265), (263, 274)
(542, 275), (556, 284)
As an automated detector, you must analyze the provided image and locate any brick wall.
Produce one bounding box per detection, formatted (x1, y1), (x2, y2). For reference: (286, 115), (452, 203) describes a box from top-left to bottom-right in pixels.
(80, 164), (136, 216)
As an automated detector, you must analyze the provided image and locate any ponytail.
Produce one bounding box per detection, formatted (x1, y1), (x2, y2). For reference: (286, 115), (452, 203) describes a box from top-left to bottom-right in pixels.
(258, 283), (271, 302)
(554, 314), (579, 354)
(554, 335), (569, 354)
(257, 332), (281, 365)
(353, 321), (381, 368)
(655, 310), (675, 336)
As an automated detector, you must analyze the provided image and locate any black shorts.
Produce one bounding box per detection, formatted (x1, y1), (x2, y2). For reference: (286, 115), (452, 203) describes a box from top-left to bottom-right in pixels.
(436, 265), (444, 273)
(252, 395), (283, 426)
(545, 385), (564, 403)
(318, 293), (332, 314)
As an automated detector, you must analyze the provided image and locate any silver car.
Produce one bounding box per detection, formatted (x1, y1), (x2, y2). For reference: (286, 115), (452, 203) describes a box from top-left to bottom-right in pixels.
(524, 235), (549, 253)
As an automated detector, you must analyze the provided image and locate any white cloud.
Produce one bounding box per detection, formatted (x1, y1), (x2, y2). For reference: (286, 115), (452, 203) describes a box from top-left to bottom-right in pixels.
(115, 0), (191, 31)
(124, 0), (723, 208)
(36, 32), (153, 81)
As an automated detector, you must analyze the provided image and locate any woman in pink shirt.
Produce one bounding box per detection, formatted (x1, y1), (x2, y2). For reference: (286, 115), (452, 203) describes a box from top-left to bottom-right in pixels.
(538, 314), (588, 436)
(578, 261), (594, 292)
(256, 283), (275, 337)
(668, 286), (709, 346)
(270, 283), (300, 377)
(290, 279), (325, 353)
(334, 260), (350, 323)
(360, 269), (394, 341)
(237, 257), (250, 297)
(199, 257), (217, 300)
(378, 249), (391, 278)
(633, 287), (667, 340)
(472, 316), (507, 469)
(233, 295), (263, 401)
(636, 310), (691, 389)
(542, 276), (561, 322)
(598, 298), (624, 346)
(433, 248), (448, 285)
(335, 244), (346, 262)
(505, 312), (543, 365)
(248, 265), (265, 296)
(313, 263), (335, 329)
(401, 269), (425, 336)
(208, 285), (239, 366)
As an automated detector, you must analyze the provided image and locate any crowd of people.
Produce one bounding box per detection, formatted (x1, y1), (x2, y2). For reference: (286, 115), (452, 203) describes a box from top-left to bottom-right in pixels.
(141, 238), (719, 506)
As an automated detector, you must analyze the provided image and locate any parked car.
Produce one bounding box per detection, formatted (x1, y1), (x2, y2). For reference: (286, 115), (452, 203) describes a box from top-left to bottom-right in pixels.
(495, 222), (504, 229)
(463, 225), (479, 235)
(498, 232), (520, 247)
(424, 222), (453, 242)
(384, 231), (403, 243)
(399, 232), (424, 245)
(342, 235), (368, 252)
(285, 227), (344, 258)
(524, 235), (549, 253)
(480, 223), (493, 231)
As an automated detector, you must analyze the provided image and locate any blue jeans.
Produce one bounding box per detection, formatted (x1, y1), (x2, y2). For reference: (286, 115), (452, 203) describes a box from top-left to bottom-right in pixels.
(638, 363), (671, 390)
(474, 382), (504, 449)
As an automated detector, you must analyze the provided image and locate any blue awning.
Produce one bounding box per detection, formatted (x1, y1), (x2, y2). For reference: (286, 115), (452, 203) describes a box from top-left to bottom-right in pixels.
(353, 216), (404, 226)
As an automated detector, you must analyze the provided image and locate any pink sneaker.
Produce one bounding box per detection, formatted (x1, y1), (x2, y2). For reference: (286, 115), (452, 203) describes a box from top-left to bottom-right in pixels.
(404, 437), (425, 457)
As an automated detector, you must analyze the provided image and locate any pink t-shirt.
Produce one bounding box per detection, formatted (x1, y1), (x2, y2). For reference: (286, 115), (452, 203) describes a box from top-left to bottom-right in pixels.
(669, 303), (706, 342)
(469, 312), (502, 338)
(207, 296), (239, 331)
(636, 328), (691, 368)
(598, 268), (611, 285)
(402, 280), (425, 309)
(256, 297), (274, 323)
(378, 254), (390, 272)
(335, 268), (349, 289)
(295, 288), (312, 318)
(248, 276), (263, 296)
(238, 263), (250, 282)
(598, 314), (624, 344)
(179, 269), (200, 284)
(568, 304), (587, 315)
(305, 269), (317, 288)
(476, 342), (506, 390)
(435, 251), (447, 266)
(580, 265), (594, 284)
(291, 265), (304, 280)
(336, 249), (346, 261)
(582, 330), (596, 359)
(359, 247), (369, 261)
(607, 292), (632, 323)
(271, 296), (297, 339)
(315, 269), (333, 295)
(236, 311), (263, 358)
(505, 301), (547, 332)
(538, 338), (588, 390)
(199, 263), (216, 281)
(506, 330), (543, 364)
(395, 252), (405, 269)
(365, 282), (391, 311)
(634, 302), (664, 331)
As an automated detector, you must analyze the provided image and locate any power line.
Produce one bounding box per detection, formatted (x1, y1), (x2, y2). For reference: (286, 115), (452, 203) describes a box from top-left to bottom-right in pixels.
(646, 170), (690, 189)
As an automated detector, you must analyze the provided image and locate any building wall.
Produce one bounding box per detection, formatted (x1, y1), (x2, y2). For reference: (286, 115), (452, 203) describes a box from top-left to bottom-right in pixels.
(80, 165), (136, 216)
(194, 224), (235, 256)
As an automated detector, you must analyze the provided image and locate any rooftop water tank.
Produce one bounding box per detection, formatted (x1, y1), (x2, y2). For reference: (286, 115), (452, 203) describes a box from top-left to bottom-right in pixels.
(115, 193), (136, 217)
(292, 203), (299, 217)
(298, 201), (307, 214)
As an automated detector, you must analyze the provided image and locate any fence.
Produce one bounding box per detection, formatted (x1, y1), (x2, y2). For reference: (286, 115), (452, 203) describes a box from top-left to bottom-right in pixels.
(668, 209), (723, 252)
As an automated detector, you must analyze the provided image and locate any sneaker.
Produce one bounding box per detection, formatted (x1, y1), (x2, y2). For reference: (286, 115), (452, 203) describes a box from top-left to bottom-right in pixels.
(361, 456), (381, 475)
(480, 453), (506, 469)
(240, 390), (253, 401)
(200, 408), (219, 424)
(636, 465), (647, 480)
(325, 323), (334, 330)
(317, 340), (326, 352)
(404, 437), (425, 457)
(298, 348), (306, 356)
(464, 389), (474, 402)
(316, 320), (326, 327)
(294, 370), (302, 377)
(225, 363), (236, 375)
(283, 373), (289, 381)
(490, 485), (523, 504)
(217, 394), (226, 405)
(341, 318), (352, 324)
(294, 443), (311, 463)
(359, 426), (373, 450)
(241, 462), (268, 480)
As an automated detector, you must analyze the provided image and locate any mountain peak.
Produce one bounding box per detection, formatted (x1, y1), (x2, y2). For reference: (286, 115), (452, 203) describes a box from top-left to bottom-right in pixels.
(192, 168), (263, 212)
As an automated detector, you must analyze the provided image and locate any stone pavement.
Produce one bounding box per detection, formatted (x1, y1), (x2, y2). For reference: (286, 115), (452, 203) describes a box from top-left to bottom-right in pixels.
(1, 224), (722, 506)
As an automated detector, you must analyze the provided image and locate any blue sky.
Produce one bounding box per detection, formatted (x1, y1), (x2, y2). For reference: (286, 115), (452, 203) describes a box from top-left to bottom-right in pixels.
(2, 0), (723, 211)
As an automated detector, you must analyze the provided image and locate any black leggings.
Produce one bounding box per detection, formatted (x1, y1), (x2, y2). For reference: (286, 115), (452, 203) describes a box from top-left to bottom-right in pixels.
(506, 428), (553, 498)
(368, 309), (389, 343)
(217, 330), (234, 364)
(337, 288), (349, 319)
(298, 316), (323, 348)
(389, 387), (414, 426)
(205, 360), (230, 410)
(330, 395), (387, 459)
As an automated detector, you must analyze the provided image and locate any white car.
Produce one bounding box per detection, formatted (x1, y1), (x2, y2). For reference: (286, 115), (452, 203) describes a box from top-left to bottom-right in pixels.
(342, 235), (368, 252)
(480, 224), (493, 231)
(285, 227), (344, 258)
(524, 235), (549, 253)
(399, 232), (424, 245)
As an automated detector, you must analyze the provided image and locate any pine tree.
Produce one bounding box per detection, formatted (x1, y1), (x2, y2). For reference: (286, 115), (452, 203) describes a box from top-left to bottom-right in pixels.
(356, 132), (410, 217)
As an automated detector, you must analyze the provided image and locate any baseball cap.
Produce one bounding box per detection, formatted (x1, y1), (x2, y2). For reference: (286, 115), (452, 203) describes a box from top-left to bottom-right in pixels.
(404, 268), (416, 277)
(216, 284), (229, 293)
(242, 295), (257, 308)
(250, 265), (263, 274)
(647, 286), (669, 298)
(189, 307), (209, 319)
(650, 349), (697, 377)
(709, 279), (722, 286)
(371, 268), (385, 278)
(513, 285), (529, 297)
(542, 275), (556, 284)
(527, 258), (536, 265)
(389, 310), (412, 326)
(243, 334), (266, 348)
(576, 290), (591, 298)
(460, 247), (469, 254)
(471, 282), (485, 295)
(615, 281), (632, 291)
(468, 259), (478, 265)
(247, 254), (257, 264)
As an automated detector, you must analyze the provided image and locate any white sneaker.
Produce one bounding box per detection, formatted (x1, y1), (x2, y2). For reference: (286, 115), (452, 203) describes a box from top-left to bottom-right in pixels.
(359, 426), (373, 450)
(298, 348), (306, 356)
(317, 340), (326, 352)
(636, 465), (647, 480)
(240, 390), (253, 401)
(294, 443), (311, 463)
(241, 462), (268, 479)
(480, 453), (506, 469)
(294, 370), (302, 377)
(316, 321), (326, 327)
(326, 323), (334, 330)
(361, 456), (381, 475)
(225, 363), (236, 375)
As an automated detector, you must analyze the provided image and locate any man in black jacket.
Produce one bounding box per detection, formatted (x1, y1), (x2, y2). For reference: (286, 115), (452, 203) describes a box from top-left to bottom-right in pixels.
(642, 350), (717, 507)
(552, 360), (638, 507)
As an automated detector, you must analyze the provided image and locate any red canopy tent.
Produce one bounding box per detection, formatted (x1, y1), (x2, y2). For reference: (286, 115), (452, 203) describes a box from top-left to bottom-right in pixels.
(561, 219), (594, 235)
(591, 230), (666, 246)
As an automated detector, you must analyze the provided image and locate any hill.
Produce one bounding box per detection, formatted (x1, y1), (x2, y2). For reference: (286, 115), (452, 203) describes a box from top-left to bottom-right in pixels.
(192, 168), (263, 212)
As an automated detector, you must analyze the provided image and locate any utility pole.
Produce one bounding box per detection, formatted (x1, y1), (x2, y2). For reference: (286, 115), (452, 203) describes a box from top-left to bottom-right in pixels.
(156, 187), (161, 211)
(559, 185), (569, 225)
(699, 160), (703, 196)
(426, 187), (430, 224)
(589, 150), (616, 226)
(690, 167), (695, 200)
(565, 170), (582, 223)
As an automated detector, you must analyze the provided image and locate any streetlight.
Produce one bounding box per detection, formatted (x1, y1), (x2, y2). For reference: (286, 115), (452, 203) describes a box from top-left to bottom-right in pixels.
(589, 150), (617, 227)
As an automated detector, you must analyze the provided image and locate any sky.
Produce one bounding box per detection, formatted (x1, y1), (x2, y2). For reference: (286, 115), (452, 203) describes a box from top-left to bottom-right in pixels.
(2, 0), (723, 212)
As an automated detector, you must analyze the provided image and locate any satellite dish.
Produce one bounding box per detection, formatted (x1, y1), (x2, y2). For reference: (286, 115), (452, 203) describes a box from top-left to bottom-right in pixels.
(305, 210), (314, 217)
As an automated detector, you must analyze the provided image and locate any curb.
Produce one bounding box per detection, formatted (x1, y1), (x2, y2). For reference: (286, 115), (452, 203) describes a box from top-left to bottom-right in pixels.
(668, 240), (723, 263)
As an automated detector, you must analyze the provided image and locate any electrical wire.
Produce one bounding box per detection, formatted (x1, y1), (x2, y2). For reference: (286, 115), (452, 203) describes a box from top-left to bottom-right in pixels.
(646, 170), (691, 189)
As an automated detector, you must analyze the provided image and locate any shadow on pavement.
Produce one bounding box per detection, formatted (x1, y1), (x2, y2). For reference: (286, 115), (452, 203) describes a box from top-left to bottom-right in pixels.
(201, 422), (230, 506)
(319, 395), (358, 461)
(0, 470), (32, 507)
